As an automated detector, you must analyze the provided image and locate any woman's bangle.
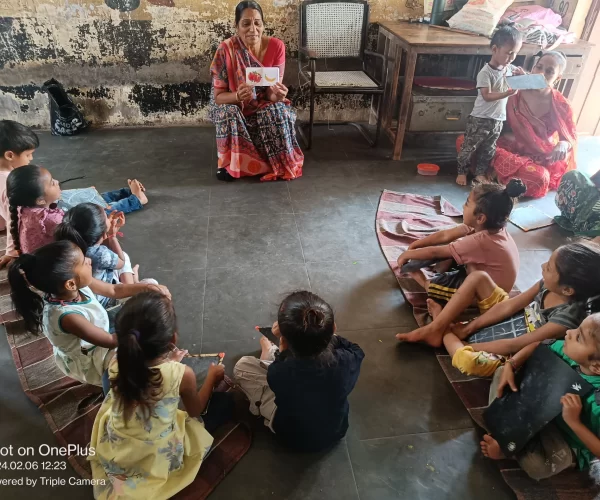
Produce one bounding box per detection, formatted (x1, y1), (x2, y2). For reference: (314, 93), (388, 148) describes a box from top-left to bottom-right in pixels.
(507, 358), (518, 371)
(235, 90), (241, 102)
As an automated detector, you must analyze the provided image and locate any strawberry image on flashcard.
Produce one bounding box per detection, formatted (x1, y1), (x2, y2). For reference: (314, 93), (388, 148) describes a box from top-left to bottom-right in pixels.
(245, 67), (279, 86)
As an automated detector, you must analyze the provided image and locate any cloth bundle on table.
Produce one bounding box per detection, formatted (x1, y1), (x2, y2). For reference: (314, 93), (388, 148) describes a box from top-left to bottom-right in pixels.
(209, 36), (303, 181)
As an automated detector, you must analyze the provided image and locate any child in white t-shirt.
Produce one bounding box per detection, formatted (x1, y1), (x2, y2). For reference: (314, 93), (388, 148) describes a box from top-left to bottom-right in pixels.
(456, 26), (524, 186)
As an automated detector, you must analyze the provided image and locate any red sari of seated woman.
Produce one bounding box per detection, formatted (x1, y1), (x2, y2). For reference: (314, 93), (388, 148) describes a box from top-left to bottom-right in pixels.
(209, 35), (304, 181)
(492, 90), (577, 199)
(456, 90), (576, 198)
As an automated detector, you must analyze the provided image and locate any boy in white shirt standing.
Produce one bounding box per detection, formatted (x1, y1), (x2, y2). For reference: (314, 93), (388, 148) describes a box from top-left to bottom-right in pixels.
(456, 26), (524, 186)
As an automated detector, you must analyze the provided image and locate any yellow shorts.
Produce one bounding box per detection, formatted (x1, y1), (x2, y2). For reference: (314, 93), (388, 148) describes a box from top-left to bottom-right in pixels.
(477, 286), (509, 313)
(452, 346), (505, 377)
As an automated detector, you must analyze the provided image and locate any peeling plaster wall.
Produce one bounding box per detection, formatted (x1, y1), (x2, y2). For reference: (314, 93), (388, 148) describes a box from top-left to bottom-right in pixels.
(0, 0), (423, 127)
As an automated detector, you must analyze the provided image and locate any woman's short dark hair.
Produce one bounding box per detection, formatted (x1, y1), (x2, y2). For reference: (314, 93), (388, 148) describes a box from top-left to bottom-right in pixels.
(55, 203), (107, 254)
(235, 1), (264, 25)
(472, 178), (527, 230)
(555, 240), (600, 302)
(277, 291), (334, 358)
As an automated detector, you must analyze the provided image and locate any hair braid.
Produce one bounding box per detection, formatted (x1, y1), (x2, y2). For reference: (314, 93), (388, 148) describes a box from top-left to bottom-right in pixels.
(9, 204), (21, 254)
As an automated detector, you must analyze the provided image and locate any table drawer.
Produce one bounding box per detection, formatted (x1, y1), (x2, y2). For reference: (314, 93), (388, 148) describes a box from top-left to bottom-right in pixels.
(408, 94), (476, 132)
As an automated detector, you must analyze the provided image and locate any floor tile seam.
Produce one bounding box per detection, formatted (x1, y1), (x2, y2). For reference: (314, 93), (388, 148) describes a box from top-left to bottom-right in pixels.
(355, 426), (476, 443)
(286, 182), (312, 291)
(343, 439), (362, 500)
(303, 258), (384, 265)
(207, 212), (298, 217)
(200, 188), (211, 353)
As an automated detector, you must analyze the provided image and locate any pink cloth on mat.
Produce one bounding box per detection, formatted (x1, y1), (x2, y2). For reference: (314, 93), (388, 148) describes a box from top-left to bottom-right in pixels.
(19, 207), (65, 254)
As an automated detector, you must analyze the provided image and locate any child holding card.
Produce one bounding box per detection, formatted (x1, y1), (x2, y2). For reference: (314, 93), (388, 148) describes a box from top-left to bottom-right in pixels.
(482, 314), (600, 480)
(456, 26), (524, 186)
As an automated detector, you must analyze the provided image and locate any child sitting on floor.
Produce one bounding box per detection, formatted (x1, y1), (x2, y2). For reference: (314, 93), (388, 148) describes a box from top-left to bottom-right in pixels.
(90, 292), (224, 499)
(8, 240), (170, 387)
(55, 203), (154, 307)
(396, 179), (526, 341)
(0, 120), (39, 267)
(7, 164), (64, 255)
(481, 313), (600, 481)
(234, 291), (364, 452)
(456, 25), (523, 186)
(0, 120), (148, 268)
(403, 241), (600, 377)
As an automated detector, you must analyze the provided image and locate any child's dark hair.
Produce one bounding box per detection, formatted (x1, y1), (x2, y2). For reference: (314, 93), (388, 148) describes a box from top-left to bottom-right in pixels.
(555, 240), (600, 303)
(8, 241), (81, 335)
(472, 178), (526, 230)
(490, 25), (523, 48)
(277, 291), (334, 358)
(584, 313), (600, 361)
(55, 203), (106, 254)
(6, 164), (46, 253)
(235, 1), (264, 25)
(112, 292), (177, 421)
(0, 120), (39, 156)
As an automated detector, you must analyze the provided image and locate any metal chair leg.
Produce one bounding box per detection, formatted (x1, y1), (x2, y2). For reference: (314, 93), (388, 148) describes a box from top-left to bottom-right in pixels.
(308, 90), (315, 150)
(373, 95), (382, 148)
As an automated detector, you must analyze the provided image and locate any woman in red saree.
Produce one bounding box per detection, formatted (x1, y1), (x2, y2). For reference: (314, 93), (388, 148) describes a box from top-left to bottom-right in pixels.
(208, 1), (303, 182)
(492, 52), (577, 198)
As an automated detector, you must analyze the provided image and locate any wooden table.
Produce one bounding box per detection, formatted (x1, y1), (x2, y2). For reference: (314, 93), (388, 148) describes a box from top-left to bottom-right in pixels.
(377, 21), (593, 160)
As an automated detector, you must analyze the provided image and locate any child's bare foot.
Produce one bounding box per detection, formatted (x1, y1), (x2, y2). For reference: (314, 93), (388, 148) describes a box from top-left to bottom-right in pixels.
(426, 298), (443, 320)
(396, 322), (444, 347)
(456, 174), (467, 186)
(132, 264), (140, 283)
(128, 179), (148, 205)
(480, 434), (505, 460)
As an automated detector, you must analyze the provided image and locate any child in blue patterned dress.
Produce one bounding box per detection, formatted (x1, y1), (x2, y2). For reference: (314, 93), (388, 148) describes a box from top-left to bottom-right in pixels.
(55, 202), (155, 308)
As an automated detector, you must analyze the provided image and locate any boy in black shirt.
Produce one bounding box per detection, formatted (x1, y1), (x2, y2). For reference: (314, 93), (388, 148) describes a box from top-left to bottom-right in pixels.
(234, 291), (364, 452)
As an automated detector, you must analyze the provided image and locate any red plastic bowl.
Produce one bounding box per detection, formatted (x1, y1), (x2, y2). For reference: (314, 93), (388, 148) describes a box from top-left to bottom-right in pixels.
(417, 163), (440, 176)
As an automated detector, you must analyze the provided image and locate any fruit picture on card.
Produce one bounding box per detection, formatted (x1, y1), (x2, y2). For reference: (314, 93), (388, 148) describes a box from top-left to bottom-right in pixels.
(245, 67), (280, 86)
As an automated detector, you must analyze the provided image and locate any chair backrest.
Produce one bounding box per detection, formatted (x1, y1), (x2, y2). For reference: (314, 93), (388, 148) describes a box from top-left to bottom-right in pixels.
(300, 0), (369, 59)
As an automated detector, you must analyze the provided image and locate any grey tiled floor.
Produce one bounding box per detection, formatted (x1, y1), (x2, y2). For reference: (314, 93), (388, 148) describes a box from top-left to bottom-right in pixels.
(1, 125), (595, 499)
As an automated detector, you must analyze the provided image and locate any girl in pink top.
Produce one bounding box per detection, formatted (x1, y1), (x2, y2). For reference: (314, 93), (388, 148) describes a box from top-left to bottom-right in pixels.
(7, 165), (64, 255)
(396, 179), (527, 346)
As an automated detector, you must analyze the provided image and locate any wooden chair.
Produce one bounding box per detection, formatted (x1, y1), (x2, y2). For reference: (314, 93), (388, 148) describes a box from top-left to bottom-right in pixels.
(298, 0), (387, 149)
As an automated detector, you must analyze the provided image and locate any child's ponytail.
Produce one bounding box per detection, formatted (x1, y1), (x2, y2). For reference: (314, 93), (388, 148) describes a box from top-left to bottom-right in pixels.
(7, 241), (82, 335)
(55, 203), (106, 254)
(8, 253), (44, 334)
(112, 292), (177, 420)
(504, 178), (527, 199)
(278, 291), (335, 358)
(473, 178), (526, 230)
(9, 203), (21, 253)
(7, 165), (46, 254)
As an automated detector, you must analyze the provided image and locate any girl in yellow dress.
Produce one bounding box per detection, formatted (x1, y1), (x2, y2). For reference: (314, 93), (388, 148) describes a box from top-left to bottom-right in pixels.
(89, 291), (225, 500)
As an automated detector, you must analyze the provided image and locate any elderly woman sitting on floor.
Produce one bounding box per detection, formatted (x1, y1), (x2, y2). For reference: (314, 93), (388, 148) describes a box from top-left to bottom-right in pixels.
(209, 1), (304, 182)
(457, 51), (577, 198)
